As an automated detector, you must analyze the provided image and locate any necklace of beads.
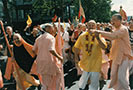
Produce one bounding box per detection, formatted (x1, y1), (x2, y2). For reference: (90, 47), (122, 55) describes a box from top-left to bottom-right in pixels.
(85, 32), (95, 56)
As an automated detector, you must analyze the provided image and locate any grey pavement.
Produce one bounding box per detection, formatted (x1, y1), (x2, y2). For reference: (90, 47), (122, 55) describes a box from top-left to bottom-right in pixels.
(65, 80), (113, 90)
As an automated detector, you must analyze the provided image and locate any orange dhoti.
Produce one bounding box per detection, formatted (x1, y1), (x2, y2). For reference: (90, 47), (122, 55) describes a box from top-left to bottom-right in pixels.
(4, 57), (14, 80)
(109, 58), (131, 90)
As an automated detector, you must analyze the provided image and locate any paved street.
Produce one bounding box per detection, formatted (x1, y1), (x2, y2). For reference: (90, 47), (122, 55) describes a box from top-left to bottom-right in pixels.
(0, 59), (133, 90)
(65, 80), (113, 90)
(64, 61), (133, 90)
(64, 61), (113, 90)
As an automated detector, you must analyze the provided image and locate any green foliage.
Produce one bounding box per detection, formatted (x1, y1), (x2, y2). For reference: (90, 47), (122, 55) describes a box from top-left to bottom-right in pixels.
(32, 0), (112, 22)
(111, 10), (118, 16)
(33, 0), (63, 17)
(33, 0), (52, 17)
(73, 0), (112, 22)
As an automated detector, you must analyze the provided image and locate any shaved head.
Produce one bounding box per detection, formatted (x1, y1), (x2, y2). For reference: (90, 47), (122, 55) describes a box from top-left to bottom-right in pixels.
(112, 14), (122, 21)
(87, 20), (97, 30)
(88, 20), (96, 25)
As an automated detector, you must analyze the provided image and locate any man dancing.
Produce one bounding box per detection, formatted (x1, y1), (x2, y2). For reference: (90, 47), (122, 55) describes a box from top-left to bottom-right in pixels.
(92, 14), (132, 90)
(73, 20), (107, 90)
(12, 33), (40, 90)
(33, 24), (63, 90)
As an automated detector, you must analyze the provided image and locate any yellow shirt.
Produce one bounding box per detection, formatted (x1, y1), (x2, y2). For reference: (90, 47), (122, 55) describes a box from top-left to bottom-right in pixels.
(74, 32), (106, 72)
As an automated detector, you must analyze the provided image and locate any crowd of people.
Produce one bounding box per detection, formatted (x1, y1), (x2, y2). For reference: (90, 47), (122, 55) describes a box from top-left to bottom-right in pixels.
(0, 13), (133, 90)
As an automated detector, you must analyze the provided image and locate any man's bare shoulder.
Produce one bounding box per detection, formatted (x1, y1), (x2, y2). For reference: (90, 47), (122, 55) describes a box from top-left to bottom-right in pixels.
(118, 25), (128, 33)
(121, 25), (128, 31)
(36, 34), (42, 41)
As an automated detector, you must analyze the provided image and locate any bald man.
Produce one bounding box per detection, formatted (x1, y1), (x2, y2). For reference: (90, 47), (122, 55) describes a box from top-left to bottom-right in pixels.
(33, 24), (63, 90)
(73, 20), (107, 90)
(92, 14), (132, 90)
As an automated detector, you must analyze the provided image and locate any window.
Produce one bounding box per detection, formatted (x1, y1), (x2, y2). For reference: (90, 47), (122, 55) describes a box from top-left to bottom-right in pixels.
(18, 10), (24, 19)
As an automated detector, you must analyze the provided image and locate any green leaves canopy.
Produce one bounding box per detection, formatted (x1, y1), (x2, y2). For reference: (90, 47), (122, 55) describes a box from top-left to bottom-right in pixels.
(73, 0), (112, 22)
(33, 0), (112, 22)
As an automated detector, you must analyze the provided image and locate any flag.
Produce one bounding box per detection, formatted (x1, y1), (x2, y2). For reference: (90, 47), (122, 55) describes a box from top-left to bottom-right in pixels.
(78, 0), (86, 23)
(57, 18), (65, 90)
(57, 18), (62, 55)
(26, 15), (32, 25)
(119, 6), (127, 21)
(52, 15), (57, 22)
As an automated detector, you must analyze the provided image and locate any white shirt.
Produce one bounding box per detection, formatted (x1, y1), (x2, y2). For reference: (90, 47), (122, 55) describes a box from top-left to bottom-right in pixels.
(62, 31), (70, 48)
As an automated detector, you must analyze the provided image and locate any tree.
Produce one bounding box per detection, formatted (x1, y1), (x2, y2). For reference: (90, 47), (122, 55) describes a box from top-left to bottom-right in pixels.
(32, 0), (112, 22)
(111, 10), (118, 16)
(73, 0), (112, 22)
(32, 0), (64, 22)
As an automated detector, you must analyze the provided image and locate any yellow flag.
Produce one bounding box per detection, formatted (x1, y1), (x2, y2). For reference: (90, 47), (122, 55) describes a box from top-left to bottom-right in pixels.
(26, 15), (32, 25)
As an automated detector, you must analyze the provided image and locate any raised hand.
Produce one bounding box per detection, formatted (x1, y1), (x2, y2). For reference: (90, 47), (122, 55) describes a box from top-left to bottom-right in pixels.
(24, 24), (31, 31)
